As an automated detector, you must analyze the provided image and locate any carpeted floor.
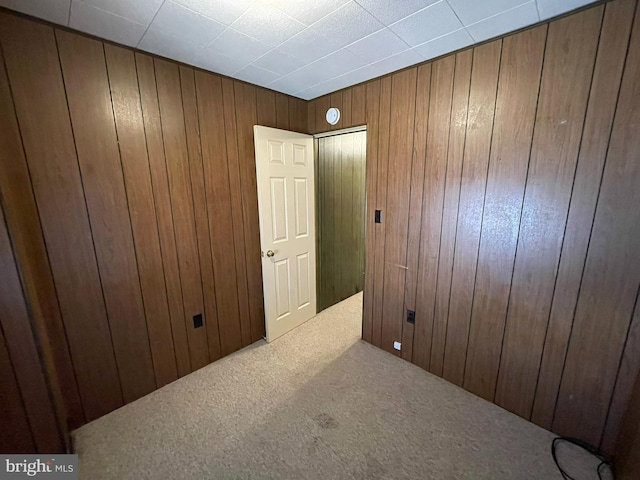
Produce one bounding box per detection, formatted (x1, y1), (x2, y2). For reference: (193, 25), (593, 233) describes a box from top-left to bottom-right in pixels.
(74, 292), (602, 479)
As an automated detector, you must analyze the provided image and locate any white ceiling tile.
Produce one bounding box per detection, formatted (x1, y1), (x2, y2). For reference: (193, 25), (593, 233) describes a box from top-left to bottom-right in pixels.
(365, 48), (423, 76)
(536, 0), (597, 20)
(172, 0), (257, 25)
(70, 1), (146, 46)
(252, 49), (305, 75)
(466, 1), (538, 42)
(0, 0), (70, 24)
(354, 0), (439, 25)
(234, 64), (280, 85)
(139, 27), (204, 64)
(277, 29), (344, 63)
(76, 0), (163, 25)
(193, 49), (248, 75)
(412, 28), (473, 60)
(295, 84), (331, 100)
(269, 74), (312, 96)
(390, 1), (463, 47)
(150, 1), (226, 47)
(231, 2), (305, 47)
(446, 0), (530, 25)
(310, 48), (369, 78)
(274, 65), (335, 93)
(346, 28), (409, 63)
(310, 1), (384, 49)
(266, 0), (350, 26)
(207, 28), (272, 64)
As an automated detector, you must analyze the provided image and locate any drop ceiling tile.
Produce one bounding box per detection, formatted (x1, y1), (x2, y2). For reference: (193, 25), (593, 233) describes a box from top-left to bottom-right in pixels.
(274, 65), (335, 93)
(234, 64), (280, 85)
(311, 48), (369, 78)
(466, 1), (538, 42)
(295, 84), (331, 100)
(390, 1), (463, 47)
(536, 0), (596, 20)
(267, 0), (350, 26)
(78, 0), (163, 25)
(139, 27), (204, 64)
(310, 1), (385, 49)
(70, 1), (146, 46)
(172, 0), (257, 25)
(253, 49), (305, 75)
(193, 49), (248, 75)
(269, 74), (314, 96)
(207, 28), (272, 64)
(413, 28), (473, 60)
(230, 2), (305, 47)
(354, 0), (439, 25)
(150, 1), (226, 47)
(277, 29), (344, 63)
(362, 48), (423, 77)
(346, 28), (409, 63)
(447, 0), (530, 25)
(0, 0), (70, 24)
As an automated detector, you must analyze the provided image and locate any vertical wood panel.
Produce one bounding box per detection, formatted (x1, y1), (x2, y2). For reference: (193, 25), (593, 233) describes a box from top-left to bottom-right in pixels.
(307, 98), (317, 134)
(0, 44), (84, 428)
(155, 58), (209, 370)
(495, 7), (603, 416)
(340, 134), (354, 297)
(463, 37), (536, 401)
(179, 66), (221, 361)
(104, 44), (178, 388)
(531, 0), (636, 429)
(195, 71), (243, 355)
(221, 77), (253, 346)
(430, 50), (472, 376)
(614, 366), (640, 478)
(554, 3), (640, 445)
(371, 77), (392, 348)
(57, 31), (156, 401)
(135, 53), (191, 378)
(234, 81), (266, 342)
(402, 64), (431, 362)
(0, 13), (123, 421)
(353, 131), (366, 293)
(380, 69), (417, 355)
(315, 95), (331, 134)
(257, 88), (276, 128)
(342, 88), (353, 128)
(329, 91), (343, 131)
(352, 84), (366, 126)
(362, 80), (380, 343)
(413, 56), (455, 369)
(441, 37), (505, 385)
(275, 92), (289, 130)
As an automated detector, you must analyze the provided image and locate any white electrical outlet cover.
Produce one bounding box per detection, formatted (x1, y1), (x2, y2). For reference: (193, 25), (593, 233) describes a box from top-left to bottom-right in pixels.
(393, 341), (401, 351)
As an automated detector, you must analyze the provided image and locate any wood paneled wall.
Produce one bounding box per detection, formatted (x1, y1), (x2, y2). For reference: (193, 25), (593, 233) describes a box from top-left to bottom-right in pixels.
(309, 0), (640, 453)
(0, 10), (307, 432)
(317, 131), (366, 311)
(615, 372), (640, 478)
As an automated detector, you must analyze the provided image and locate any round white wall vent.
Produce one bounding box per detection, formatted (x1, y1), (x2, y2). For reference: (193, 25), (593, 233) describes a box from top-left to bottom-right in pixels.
(326, 107), (340, 125)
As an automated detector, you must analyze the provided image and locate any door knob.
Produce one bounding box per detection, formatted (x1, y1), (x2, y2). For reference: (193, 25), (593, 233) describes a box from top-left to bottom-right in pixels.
(266, 250), (275, 258)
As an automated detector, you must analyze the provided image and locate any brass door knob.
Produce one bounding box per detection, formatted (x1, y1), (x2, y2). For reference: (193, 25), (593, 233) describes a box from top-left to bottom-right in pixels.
(266, 250), (275, 258)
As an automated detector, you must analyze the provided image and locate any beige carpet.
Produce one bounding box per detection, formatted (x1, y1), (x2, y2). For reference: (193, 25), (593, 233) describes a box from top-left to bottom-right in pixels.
(73, 292), (603, 479)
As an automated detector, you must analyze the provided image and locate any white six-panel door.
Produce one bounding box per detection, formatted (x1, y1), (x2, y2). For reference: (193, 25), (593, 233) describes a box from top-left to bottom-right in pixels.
(254, 126), (316, 342)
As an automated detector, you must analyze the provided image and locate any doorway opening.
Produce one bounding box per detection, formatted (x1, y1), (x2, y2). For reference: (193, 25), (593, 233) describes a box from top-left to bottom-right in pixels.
(315, 128), (367, 312)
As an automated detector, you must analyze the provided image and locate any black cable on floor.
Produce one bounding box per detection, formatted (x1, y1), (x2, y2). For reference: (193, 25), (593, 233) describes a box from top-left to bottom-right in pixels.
(551, 437), (614, 480)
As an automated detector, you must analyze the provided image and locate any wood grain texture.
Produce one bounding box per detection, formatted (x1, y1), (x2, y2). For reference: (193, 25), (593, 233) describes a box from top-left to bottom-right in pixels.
(342, 89), (352, 128)
(531, 0), (636, 430)
(135, 53), (191, 378)
(0, 13), (123, 421)
(553, 2), (640, 445)
(234, 81), (266, 342)
(155, 58), (210, 370)
(430, 50), (472, 376)
(614, 367), (640, 478)
(495, 7), (603, 417)
(362, 80), (380, 343)
(413, 56), (455, 369)
(371, 77), (392, 348)
(57, 31), (157, 401)
(329, 91), (343, 131)
(221, 77), (252, 346)
(0, 44), (84, 428)
(179, 66), (221, 362)
(0, 203), (63, 453)
(402, 64), (431, 362)
(104, 44), (178, 388)
(352, 84), (366, 126)
(314, 95), (331, 134)
(380, 69), (417, 355)
(307, 98), (317, 134)
(275, 93), (290, 130)
(194, 71), (243, 355)
(462, 37), (540, 401)
(256, 88), (276, 128)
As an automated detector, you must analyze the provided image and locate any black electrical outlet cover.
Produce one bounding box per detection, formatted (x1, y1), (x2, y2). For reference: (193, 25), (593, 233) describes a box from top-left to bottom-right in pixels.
(375, 210), (382, 223)
(193, 313), (203, 328)
(407, 309), (415, 324)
